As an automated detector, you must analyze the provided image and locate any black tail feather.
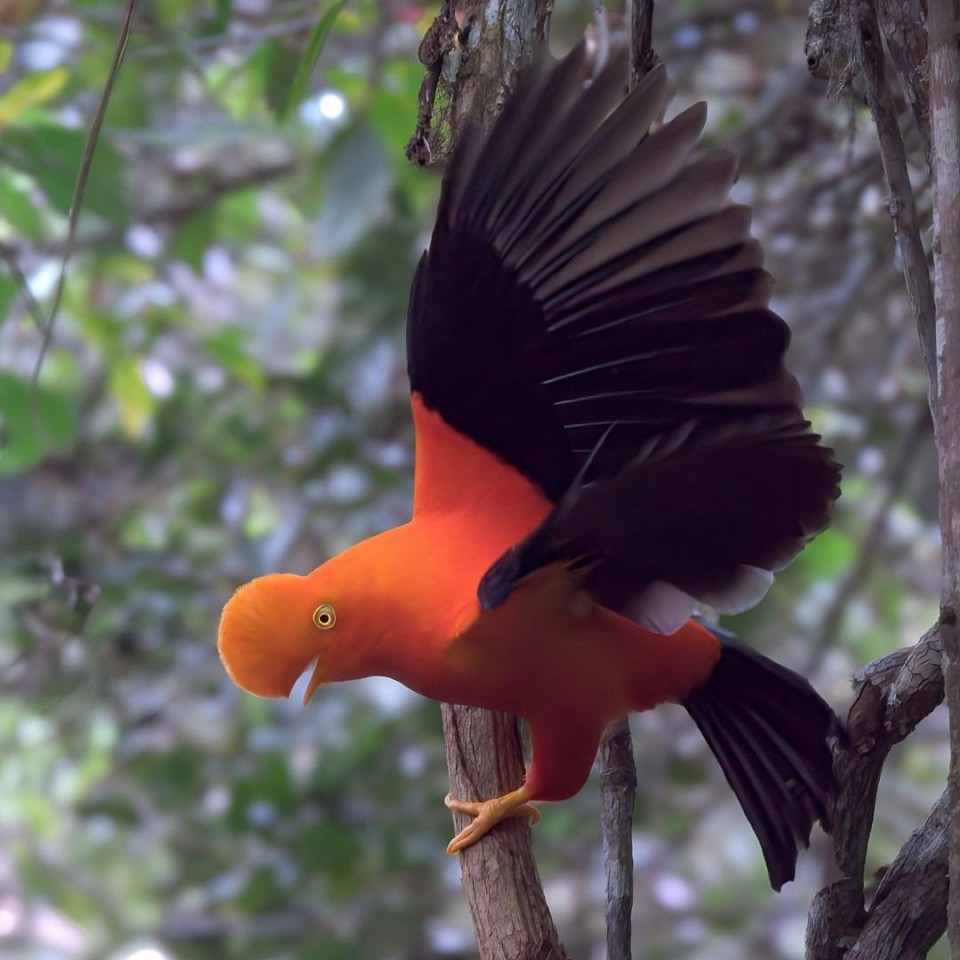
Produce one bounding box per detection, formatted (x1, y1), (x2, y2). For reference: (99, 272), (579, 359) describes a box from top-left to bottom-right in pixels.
(683, 636), (840, 891)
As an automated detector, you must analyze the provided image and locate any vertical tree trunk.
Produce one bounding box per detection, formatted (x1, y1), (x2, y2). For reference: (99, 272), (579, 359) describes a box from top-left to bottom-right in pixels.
(928, 0), (960, 953)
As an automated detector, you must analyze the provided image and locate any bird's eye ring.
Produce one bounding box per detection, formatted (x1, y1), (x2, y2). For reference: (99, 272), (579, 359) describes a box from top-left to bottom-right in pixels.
(312, 603), (336, 630)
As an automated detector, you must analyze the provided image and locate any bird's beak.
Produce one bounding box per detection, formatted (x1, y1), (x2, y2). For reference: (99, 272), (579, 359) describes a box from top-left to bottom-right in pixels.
(302, 659), (327, 705)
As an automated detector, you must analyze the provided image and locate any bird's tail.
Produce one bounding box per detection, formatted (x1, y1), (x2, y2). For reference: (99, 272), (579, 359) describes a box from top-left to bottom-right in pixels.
(683, 632), (841, 890)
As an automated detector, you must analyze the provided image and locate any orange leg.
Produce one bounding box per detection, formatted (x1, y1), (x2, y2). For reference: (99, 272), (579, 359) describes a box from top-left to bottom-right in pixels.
(444, 785), (541, 854)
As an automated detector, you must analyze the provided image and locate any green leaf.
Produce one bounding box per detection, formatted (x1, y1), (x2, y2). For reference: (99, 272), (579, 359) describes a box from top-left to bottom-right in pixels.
(261, 38), (301, 120)
(0, 271), (19, 321)
(202, 327), (266, 389)
(109, 357), (155, 438)
(0, 175), (46, 238)
(2, 124), (127, 223)
(201, 0), (233, 36)
(279, 0), (349, 123)
(235, 866), (289, 912)
(171, 207), (217, 270)
(243, 485), (280, 538)
(0, 373), (77, 475)
(227, 751), (297, 831)
(794, 527), (856, 580)
(0, 68), (69, 124)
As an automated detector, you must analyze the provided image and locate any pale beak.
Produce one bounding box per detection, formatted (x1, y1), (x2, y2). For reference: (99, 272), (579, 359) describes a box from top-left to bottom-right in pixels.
(302, 659), (327, 705)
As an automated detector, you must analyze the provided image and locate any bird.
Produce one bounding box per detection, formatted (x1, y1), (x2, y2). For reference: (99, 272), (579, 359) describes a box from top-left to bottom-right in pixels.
(218, 44), (842, 891)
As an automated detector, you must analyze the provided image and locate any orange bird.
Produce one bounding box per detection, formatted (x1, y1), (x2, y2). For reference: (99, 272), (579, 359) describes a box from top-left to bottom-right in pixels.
(219, 47), (841, 890)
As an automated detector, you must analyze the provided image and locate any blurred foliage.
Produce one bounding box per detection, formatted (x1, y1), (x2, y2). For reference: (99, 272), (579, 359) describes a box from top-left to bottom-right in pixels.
(0, 2), (947, 959)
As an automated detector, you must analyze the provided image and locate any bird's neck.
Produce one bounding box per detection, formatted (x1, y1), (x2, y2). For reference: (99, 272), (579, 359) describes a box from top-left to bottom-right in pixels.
(411, 392), (551, 523)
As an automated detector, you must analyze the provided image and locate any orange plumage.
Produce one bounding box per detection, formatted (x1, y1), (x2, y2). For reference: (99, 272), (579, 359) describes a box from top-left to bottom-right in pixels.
(219, 47), (840, 888)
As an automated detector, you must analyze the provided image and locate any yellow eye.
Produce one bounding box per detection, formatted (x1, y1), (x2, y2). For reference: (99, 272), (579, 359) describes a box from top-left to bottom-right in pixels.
(312, 603), (336, 630)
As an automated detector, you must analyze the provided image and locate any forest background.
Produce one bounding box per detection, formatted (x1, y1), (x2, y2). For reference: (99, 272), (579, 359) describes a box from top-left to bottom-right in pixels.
(0, 1), (945, 958)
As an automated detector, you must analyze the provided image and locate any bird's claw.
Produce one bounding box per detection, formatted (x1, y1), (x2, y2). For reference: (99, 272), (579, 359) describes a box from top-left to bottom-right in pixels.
(444, 788), (540, 854)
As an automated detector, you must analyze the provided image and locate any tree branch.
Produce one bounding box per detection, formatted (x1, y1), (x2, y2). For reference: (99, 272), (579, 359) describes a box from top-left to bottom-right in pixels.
(806, 626), (945, 959)
(843, 789), (948, 960)
(927, 0), (960, 949)
(875, 0), (931, 164)
(592, 12), (662, 959)
(406, 0), (552, 166)
(599, 717), (636, 960)
(442, 705), (569, 960)
(850, 0), (938, 407)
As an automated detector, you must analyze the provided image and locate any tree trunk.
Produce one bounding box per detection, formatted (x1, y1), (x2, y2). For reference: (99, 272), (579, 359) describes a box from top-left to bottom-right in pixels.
(928, 0), (960, 953)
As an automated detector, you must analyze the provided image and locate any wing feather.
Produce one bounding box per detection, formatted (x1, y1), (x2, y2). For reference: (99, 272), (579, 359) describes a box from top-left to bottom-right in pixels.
(407, 45), (840, 618)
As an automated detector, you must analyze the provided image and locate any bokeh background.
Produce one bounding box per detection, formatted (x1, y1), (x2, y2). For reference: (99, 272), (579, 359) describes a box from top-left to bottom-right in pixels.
(0, 1), (946, 958)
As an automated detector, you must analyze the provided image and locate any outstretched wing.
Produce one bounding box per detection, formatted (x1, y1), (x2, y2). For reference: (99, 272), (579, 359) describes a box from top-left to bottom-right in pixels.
(407, 45), (839, 626)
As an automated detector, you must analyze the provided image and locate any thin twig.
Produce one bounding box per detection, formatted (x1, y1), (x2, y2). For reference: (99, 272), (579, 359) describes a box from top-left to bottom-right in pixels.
(31, 0), (140, 397)
(599, 717), (637, 960)
(594, 11), (662, 956)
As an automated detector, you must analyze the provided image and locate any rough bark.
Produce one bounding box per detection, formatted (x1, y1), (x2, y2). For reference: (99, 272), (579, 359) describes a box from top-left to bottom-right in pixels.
(442, 705), (569, 960)
(876, 0), (930, 163)
(850, 0), (938, 402)
(804, 6), (960, 954)
(407, 0), (554, 166)
(412, 5), (568, 959)
(805, 628), (946, 959)
(928, 0), (960, 951)
(599, 718), (636, 960)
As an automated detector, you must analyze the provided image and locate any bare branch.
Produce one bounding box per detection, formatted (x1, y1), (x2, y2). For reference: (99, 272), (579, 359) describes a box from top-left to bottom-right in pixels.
(591, 12), (665, 957)
(405, 0), (552, 166)
(843, 790), (948, 960)
(443, 705), (570, 960)
(875, 0), (931, 164)
(599, 717), (637, 960)
(850, 0), (938, 406)
(806, 626), (945, 959)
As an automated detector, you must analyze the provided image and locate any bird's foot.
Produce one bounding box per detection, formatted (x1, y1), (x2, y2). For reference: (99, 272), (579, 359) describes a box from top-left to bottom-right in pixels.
(444, 786), (540, 854)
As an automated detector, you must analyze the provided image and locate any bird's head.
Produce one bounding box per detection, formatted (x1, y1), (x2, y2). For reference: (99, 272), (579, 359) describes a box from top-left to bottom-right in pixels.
(217, 570), (348, 705)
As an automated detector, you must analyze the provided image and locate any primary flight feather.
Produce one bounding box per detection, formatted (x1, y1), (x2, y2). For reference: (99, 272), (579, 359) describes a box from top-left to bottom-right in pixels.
(218, 45), (841, 890)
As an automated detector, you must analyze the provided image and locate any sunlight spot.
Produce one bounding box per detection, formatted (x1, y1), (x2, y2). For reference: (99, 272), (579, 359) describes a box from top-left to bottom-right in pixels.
(124, 948), (168, 960)
(0, 899), (20, 936)
(141, 358), (175, 398)
(317, 91), (346, 119)
(299, 90), (347, 127)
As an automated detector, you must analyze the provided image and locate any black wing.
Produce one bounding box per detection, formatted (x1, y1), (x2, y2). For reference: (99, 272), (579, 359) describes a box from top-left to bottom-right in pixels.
(407, 45), (840, 622)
